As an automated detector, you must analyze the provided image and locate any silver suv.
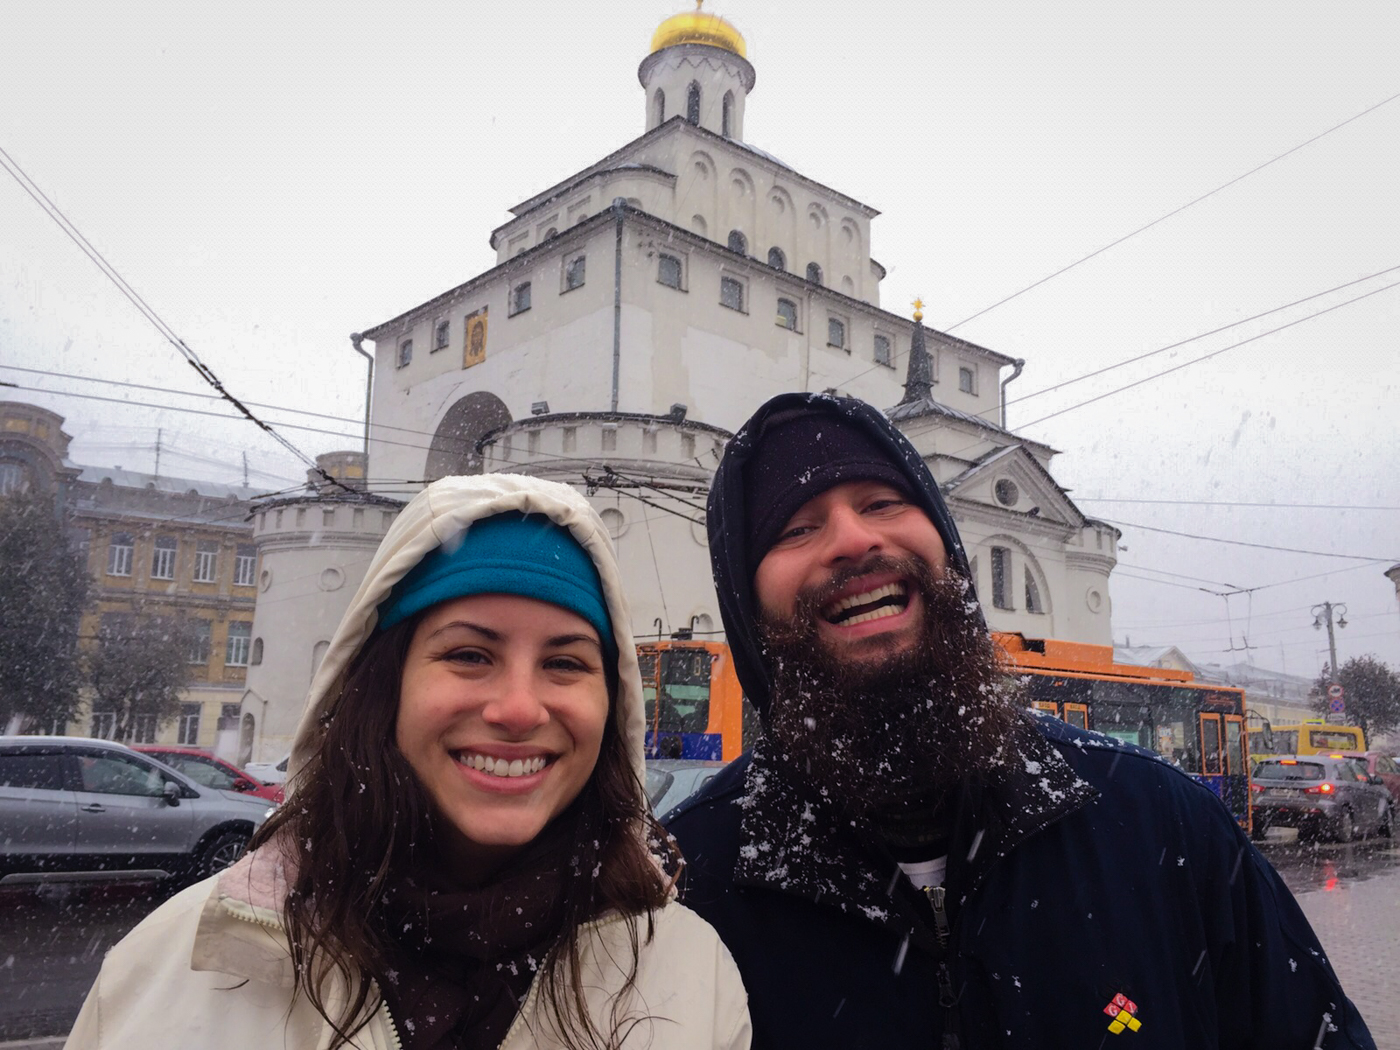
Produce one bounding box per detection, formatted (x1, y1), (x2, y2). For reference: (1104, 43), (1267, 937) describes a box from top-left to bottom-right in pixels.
(0, 736), (274, 886)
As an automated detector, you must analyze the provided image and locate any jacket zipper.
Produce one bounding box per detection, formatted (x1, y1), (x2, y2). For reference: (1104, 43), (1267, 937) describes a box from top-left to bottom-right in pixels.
(924, 886), (961, 1049)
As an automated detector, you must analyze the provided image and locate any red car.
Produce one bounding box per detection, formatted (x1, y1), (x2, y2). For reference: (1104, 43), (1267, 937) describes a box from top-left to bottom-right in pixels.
(1346, 751), (1400, 807)
(133, 746), (285, 803)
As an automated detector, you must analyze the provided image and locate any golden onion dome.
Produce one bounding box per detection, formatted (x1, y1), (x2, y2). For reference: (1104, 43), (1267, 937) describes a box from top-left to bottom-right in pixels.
(650, 2), (747, 59)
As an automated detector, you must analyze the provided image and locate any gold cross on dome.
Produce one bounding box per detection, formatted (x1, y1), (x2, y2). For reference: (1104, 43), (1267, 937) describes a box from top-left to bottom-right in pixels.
(912, 297), (925, 322)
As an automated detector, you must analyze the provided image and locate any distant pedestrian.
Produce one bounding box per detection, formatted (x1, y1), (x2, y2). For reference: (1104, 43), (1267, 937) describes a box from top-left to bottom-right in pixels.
(667, 391), (1374, 1049)
(68, 474), (750, 1050)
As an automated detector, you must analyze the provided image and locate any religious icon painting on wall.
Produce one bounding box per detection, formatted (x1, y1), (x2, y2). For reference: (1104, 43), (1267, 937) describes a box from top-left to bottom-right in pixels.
(464, 306), (488, 368)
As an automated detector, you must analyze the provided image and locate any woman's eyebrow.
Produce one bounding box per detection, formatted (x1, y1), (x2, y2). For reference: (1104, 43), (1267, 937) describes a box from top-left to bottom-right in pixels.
(426, 620), (501, 642)
(546, 634), (603, 651)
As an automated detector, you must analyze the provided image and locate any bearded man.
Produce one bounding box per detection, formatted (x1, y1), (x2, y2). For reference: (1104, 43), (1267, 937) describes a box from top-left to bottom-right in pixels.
(665, 392), (1373, 1050)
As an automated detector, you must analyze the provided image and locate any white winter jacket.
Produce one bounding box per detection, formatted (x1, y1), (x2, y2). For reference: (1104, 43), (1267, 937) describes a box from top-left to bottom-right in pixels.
(66, 475), (750, 1050)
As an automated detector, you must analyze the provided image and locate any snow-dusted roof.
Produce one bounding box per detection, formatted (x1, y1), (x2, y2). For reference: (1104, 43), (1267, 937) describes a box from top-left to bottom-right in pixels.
(1114, 645), (1200, 675)
(73, 464), (263, 502)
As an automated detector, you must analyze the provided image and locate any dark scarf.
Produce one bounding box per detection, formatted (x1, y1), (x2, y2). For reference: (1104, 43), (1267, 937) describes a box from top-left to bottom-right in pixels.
(374, 836), (572, 1050)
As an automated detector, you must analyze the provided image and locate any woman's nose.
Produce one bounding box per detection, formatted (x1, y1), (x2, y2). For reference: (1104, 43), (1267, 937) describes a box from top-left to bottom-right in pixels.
(481, 668), (550, 733)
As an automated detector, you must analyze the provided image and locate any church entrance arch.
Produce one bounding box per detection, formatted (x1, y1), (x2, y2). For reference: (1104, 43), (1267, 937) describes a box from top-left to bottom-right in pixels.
(425, 392), (512, 479)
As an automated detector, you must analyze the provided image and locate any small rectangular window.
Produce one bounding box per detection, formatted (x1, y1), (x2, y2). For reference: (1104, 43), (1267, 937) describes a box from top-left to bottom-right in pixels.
(827, 317), (846, 349)
(720, 276), (744, 312)
(397, 339), (413, 368)
(564, 255), (586, 291)
(151, 536), (177, 580)
(562, 426), (577, 453)
(510, 281), (532, 316)
(188, 620), (212, 664)
(959, 366), (975, 394)
(433, 319), (450, 351)
(107, 533), (133, 577)
(226, 621), (252, 667)
(991, 546), (1012, 610)
(234, 547), (256, 586)
(874, 334), (893, 366)
(601, 425), (617, 451)
(322, 508), (335, 527)
(776, 298), (797, 330)
(658, 254), (683, 289)
(527, 429), (540, 454)
(194, 541), (218, 583)
(177, 703), (202, 745)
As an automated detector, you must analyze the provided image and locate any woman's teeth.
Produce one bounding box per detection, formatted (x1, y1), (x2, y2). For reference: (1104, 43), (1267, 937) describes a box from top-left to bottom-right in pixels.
(457, 753), (548, 777)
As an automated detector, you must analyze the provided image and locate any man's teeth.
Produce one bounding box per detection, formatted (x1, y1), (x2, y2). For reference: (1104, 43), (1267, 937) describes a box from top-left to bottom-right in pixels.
(457, 753), (548, 778)
(826, 583), (908, 624)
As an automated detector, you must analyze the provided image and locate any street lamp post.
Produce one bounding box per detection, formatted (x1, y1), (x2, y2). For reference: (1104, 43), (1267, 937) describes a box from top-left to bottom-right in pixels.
(1310, 601), (1348, 684)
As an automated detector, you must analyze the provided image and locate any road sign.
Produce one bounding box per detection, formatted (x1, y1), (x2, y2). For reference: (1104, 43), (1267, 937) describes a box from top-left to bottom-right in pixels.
(1327, 684), (1345, 700)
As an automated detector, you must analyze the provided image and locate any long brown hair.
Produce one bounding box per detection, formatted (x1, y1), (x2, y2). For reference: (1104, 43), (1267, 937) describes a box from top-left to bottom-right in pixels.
(250, 618), (677, 1049)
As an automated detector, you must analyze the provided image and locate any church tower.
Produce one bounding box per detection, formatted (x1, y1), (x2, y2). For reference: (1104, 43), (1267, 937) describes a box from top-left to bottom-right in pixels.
(640, 2), (754, 140)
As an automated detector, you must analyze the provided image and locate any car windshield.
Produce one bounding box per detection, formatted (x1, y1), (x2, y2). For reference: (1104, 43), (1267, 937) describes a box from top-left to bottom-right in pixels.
(1255, 761), (1325, 782)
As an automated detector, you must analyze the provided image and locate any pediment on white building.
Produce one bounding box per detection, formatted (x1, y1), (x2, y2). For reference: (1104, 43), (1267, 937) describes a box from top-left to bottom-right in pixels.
(943, 444), (1084, 529)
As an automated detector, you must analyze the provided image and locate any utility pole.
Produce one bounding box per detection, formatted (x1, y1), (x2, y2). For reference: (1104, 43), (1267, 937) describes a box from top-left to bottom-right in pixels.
(154, 427), (162, 480)
(1310, 601), (1348, 682)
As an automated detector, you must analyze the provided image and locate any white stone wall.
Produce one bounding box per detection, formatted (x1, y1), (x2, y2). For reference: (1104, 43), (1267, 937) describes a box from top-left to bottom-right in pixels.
(242, 499), (397, 763)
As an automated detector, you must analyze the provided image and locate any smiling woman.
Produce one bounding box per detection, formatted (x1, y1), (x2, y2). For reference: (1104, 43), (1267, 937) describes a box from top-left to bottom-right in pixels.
(65, 475), (751, 1050)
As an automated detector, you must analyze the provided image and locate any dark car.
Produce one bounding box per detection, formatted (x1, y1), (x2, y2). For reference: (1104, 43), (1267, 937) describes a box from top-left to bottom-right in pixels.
(133, 745), (285, 803)
(1343, 751), (1400, 808)
(0, 736), (274, 886)
(645, 759), (725, 819)
(1251, 754), (1394, 843)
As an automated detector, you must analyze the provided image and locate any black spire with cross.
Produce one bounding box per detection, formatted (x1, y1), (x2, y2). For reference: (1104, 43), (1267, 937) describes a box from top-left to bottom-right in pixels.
(900, 297), (934, 404)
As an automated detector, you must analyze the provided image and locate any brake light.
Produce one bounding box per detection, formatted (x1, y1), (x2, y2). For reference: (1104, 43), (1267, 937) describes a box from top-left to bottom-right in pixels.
(1279, 759), (1298, 765)
(1329, 754), (1345, 759)
(1250, 783), (1264, 792)
(1303, 783), (1335, 795)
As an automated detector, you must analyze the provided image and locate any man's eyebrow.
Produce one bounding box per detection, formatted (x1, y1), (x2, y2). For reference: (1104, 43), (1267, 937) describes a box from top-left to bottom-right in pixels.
(426, 620), (501, 642)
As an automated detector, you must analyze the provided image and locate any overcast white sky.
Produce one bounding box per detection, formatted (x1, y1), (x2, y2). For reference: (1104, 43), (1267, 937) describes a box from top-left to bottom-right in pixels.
(3, 0), (1398, 678)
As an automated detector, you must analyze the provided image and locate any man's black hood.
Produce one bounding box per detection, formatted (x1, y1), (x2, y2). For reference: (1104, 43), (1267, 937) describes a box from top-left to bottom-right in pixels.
(707, 392), (980, 719)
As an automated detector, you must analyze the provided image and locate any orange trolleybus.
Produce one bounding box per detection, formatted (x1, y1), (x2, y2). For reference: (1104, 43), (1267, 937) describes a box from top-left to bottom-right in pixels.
(997, 633), (1252, 829)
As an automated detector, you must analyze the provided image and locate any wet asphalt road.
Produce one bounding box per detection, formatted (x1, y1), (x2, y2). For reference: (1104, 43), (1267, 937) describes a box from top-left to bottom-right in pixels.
(2, 836), (1398, 1044)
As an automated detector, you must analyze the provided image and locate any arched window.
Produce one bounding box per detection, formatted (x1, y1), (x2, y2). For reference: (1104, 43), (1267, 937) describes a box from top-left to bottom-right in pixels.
(722, 91), (734, 137)
(654, 88), (665, 126)
(806, 262), (823, 285)
(686, 82), (701, 125)
(251, 637), (264, 665)
(727, 230), (747, 255)
(767, 247), (786, 270)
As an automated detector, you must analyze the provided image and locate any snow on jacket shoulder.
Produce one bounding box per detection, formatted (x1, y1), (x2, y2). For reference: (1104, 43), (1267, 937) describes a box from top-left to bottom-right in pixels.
(65, 842), (751, 1050)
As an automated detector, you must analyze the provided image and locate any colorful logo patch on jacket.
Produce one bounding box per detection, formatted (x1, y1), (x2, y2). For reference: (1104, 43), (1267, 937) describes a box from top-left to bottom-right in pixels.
(1104, 993), (1143, 1034)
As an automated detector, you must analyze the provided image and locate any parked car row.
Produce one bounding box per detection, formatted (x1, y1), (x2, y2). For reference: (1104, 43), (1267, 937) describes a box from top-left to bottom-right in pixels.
(0, 737), (276, 887)
(1251, 754), (1395, 843)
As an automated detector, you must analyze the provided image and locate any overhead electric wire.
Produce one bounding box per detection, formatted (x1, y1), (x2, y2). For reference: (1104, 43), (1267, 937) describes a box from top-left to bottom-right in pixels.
(0, 142), (348, 492)
(940, 89), (1400, 334)
(1097, 518), (1398, 563)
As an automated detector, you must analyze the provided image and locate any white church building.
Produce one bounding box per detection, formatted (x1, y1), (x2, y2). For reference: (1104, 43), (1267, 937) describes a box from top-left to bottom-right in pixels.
(243, 5), (1120, 761)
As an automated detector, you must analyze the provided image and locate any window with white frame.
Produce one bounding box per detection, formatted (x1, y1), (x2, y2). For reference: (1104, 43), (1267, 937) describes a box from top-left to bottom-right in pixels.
(0, 462), (29, 495)
(510, 281), (532, 316)
(433, 319), (450, 351)
(658, 254), (683, 289)
(1025, 570), (1045, 614)
(194, 541), (218, 583)
(397, 339), (413, 368)
(226, 621), (252, 667)
(188, 619), (212, 664)
(90, 711), (116, 740)
(720, 276), (745, 312)
(991, 546), (1012, 610)
(776, 298), (798, 330)
(827, 316), (847, 350)
(177, 703), (201, 745)
(150, 535), (177, 580)
(874, 333), (893, 367)
(107, 533), (133, 577)
(564, 254), (586, 291)
(959, 365), (976, 394)
(234, 545), (256, 586)
(130, 714), (157, 745)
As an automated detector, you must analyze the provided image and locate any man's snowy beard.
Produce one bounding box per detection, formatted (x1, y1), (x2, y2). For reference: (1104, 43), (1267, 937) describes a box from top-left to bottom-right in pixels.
(758, 556), (1018, 819)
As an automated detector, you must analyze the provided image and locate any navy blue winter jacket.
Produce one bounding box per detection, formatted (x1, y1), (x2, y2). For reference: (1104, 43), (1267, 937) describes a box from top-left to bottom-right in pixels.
(666, 717), (1375, 1049)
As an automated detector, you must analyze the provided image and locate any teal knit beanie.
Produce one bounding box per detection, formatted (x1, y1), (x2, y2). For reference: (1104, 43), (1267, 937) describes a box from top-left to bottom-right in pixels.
(376, 511), (615, 654)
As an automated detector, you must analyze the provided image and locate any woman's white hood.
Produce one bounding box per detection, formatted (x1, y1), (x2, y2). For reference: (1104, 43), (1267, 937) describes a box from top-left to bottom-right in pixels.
(287, 474), (645, 790)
